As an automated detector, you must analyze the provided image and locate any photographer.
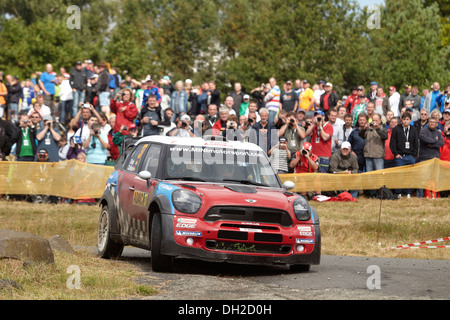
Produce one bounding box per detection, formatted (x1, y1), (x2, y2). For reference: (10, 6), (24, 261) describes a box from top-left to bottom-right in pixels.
(359, 113), (388, 198)
(83, 122), (109, 165)
(35, 114), (61, 162)
(268, 137), (291, 174)
(224, 114), (244, 141)
(305, 110), (333, 173)
(141, 94), (161, 136)
(290, 142), (319, 174)
(66, 135), (85, 160)
(14, 113), (36, 162)
(168, 114), (195, 137)
(278, 111), (306, 156)
(110, 88), (138, 135)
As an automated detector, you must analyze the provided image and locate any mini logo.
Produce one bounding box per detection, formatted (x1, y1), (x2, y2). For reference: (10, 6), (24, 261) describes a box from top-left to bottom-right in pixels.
(245, 199), (257, 203)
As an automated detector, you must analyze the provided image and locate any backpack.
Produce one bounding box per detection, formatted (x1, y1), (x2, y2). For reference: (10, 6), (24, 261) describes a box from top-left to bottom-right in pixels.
(377, 186), (398, 200)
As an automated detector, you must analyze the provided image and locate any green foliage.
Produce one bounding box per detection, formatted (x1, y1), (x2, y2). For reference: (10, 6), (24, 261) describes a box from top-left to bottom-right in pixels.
(0, 0), (447, 93)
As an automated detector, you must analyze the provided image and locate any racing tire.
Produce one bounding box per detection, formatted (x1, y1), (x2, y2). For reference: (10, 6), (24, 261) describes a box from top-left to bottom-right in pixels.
(151, 213), (173, 272)
(97, 205), (124, 259)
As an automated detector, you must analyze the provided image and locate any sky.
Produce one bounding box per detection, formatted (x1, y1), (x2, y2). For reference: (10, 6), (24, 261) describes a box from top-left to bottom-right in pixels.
(357, 0), (385, 7)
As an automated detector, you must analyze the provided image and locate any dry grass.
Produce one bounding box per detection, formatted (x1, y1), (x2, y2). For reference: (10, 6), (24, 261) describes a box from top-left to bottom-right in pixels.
(0, 201), (157, 300)
(315, 197), (450, 260)
(0, 197), (449, 299)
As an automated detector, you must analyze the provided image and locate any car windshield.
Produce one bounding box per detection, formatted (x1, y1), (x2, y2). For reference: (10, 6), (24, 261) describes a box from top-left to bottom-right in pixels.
(164, 145), (281, 188)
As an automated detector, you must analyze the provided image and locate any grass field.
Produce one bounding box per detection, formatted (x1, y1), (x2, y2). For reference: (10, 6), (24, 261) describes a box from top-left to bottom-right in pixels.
(0, 197), (449, 299)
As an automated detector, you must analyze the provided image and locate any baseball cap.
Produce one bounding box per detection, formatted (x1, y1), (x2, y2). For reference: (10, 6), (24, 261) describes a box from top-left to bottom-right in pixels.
(302, 142), (312, 151)
(341, 141), (351, 150)
(370, 81), (378, 86)
(325, 82), (333, 87)
(389, 86), (396, 91)
(279, 137), (287, 144)
(286, 80), (292, 85)
(243, 94), (250, 100)
(38, 149), (48, 156)
(42, 114), (53, 122)
(314, 110), (325, 117)
(443, 108), (450, 114)
(180, 114), (191, 122)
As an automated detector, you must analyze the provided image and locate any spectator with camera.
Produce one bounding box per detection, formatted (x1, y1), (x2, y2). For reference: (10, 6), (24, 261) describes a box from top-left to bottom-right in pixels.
(168, 114), (195, 137)
(290, 141), (319, 174)
(251, 108), (278, 154)
(35, 114), (61, 162)
(305, 110), (333, 173)
(359, 113), (388, 197)
(83, 122), (109, 165)
(268, 136), (291, 174)
(278, 111), (306, 158)
(110, 88), (138, 135)
(14, 113), (37, 162)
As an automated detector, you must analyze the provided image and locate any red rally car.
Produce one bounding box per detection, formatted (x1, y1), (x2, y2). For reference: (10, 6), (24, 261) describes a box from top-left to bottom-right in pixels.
(97, 136), (321, 272)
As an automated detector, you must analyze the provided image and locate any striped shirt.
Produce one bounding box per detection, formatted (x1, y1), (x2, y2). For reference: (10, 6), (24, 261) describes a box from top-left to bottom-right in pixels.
(264, 85), (281, 112)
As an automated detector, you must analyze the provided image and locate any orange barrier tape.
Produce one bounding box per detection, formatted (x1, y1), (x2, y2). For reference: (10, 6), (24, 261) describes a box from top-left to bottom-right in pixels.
(0, 160), (114, 199)
(279, 158), (450, 193)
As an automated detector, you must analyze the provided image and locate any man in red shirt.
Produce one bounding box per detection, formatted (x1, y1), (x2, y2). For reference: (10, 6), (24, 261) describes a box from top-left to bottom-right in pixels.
(289, 142), (319, 173)
(305, 110), (333, 173)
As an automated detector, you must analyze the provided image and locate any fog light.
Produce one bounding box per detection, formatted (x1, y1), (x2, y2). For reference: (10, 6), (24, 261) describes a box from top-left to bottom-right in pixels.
(186, 237), (194, 246)
(296, 244), (305, 252)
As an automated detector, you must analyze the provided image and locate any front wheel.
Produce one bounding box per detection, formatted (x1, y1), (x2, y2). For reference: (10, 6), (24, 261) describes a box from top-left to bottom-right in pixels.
(97, 205), (123, 259)
(150, 214), (173, 272)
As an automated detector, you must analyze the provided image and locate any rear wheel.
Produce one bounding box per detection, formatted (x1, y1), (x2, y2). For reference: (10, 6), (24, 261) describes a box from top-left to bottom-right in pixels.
(150, 213), (173, 272)
(97, 205), (123, 259)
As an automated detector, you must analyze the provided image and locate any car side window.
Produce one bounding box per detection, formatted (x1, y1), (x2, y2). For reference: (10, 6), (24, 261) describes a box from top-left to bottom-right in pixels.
(141, 144), (162, 178)
(122, 143), (149, 173)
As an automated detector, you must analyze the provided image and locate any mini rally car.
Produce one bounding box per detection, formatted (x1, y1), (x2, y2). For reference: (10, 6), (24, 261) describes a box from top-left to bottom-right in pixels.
(97, 136), (320, 272)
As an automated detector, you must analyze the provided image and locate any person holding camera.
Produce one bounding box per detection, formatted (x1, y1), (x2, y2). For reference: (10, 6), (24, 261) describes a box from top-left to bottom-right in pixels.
(110, 88), (138, 135)
(278, 111), (306, 156)
(83, 122), (109, 165)
(13, 113), (36, 162)
(35, 114), (61, 162)
(305, 110), (333, 173)
(268, 137), (291, 174)
(168, 114), (195, 137)
(289, 141), (319, 174)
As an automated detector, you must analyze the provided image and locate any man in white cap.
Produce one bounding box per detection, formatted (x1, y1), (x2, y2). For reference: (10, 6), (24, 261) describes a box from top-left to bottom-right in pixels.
(329, 141), (359, 198)
(168, 114), (194, 137)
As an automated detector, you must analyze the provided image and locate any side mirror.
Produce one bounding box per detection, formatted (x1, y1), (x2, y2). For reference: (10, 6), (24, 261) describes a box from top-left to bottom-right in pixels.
(138, 171), (152, 188)
(283, 181), (295, 190)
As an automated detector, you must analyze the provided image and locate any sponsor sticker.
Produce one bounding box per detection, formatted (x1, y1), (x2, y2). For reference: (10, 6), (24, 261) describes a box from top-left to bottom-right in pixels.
(296, 239), (314, 244)
(175, 231), (202, 237)
(176, 223), (196, 228)
(239, 228), (263, 233)
(132, 191), (149, 207)
(177, 218), (198, 224)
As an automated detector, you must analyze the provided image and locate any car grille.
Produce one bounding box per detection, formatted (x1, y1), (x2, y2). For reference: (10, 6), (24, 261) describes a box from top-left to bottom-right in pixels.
(205, 240), (291, 255)
(203, 206), (293, 227)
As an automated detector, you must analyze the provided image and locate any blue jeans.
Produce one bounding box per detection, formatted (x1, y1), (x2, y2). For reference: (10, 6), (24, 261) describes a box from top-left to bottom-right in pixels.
(268, 109), (278, 125)
(8, 103), (18, 121)
(394, 155), (415, 195)
(72, 90), (85, 117)
(365, 158), (384, 197)
(60, 100), (73, 123)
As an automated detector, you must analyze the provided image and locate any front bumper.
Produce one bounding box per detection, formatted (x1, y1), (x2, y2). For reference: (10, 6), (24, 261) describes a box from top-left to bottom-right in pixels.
(160, 214), (321, 266)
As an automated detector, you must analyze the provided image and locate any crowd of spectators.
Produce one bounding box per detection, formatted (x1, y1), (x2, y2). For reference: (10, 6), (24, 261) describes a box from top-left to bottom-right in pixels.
(0, 60), (449, 202)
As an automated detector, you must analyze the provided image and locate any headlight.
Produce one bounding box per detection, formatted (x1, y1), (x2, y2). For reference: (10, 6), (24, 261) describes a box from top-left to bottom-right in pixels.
(172, 189), (202, 214)
(293, 196), (311, 221)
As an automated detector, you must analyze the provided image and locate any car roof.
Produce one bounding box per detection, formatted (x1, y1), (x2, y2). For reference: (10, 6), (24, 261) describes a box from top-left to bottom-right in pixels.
(136, 135), (264, 152)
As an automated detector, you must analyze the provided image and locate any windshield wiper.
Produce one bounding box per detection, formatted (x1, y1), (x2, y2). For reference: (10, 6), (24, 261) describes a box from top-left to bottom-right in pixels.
(222, 179), (269, 187)
(165, 177), (206, 182)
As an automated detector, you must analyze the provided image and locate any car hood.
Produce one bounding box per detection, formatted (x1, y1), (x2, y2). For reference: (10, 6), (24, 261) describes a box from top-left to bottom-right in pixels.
(168, 181), (297, 212)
